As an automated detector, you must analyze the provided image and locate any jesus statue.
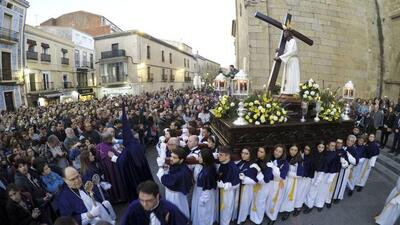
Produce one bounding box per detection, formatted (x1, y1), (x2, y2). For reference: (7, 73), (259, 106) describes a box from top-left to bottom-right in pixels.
(274, 29), (300, 95)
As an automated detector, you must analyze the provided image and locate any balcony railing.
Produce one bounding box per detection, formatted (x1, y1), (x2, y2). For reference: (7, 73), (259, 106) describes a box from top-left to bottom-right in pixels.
(61, 57), (69, 65)
(26, 51), (38, 60)
(41, 54), (51, 62)
(30, 82), (55, 92)
(101, 75), (127, 84)
(184, 77), (192, 82)
(0, 69), (19, 83)
(0, 27), (19, 43)
(101, 49), (126, 59)
(62, 81), (74, 89)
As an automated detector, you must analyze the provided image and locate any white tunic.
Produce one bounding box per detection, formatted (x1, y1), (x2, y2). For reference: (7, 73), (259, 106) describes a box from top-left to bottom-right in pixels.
(250, 181), (272, 224)
(79, 190), (116, 225)
(280, 163), (299, 212)
(295, 177), (311, 209)
(192, 165), (216, 225)
(305, 171), (325, 209)
(236, 175), (256, 223)
(279, 38), (300, 95)
(376, 178), (400, 225)
(265, 160), (286, 221)
(356, 156), (378, 187)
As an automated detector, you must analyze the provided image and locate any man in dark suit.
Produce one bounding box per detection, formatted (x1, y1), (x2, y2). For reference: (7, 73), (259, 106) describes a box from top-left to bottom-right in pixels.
(391, 113), (400, 156)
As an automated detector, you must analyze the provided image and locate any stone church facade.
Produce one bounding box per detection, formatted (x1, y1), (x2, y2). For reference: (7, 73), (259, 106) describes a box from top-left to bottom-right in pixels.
(233, 0), (400, 100)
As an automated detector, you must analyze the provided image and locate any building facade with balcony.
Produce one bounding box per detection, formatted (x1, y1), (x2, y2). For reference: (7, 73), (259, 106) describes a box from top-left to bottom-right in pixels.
(25, 25), (75, 106)
(94, 30), (197, 97)
(38, 26), (96, 100)
(0, 0), (29, 111)
(194, 54), (220, 87)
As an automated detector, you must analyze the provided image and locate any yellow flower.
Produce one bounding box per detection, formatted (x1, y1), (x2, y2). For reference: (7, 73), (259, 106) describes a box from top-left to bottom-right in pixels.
(249, 119), (253, 123)
(253, 114), (258, 119)
(260, 115), (266, 123)
(270, 120), (275, 125)
(218, 107), (222, 111)
(261, 108), (266, 113)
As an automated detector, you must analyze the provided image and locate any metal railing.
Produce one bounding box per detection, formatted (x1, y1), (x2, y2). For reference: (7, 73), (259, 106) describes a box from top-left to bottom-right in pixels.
(61, 57), (69, 65)
(0, 27), (19, 42)
(26, 51), (38, 60)
(30, 82), (55, 91)
(101, 75), (127, 83)
(0, 69), (18, 82)
(101, 50), (126, 59)
(41, 54), (51, 62)
(61, 81), (74, 89)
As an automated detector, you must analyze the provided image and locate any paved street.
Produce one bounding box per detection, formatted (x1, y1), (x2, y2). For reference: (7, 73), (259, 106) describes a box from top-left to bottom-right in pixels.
(114, 145), (399, 225)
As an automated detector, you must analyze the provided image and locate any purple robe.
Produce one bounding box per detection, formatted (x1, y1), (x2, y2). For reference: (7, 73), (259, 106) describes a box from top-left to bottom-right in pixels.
(96, 142), (128, 203)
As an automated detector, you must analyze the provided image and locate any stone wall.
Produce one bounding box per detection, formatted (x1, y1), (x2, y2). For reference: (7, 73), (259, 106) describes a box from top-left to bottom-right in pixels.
(235, 0), (400, 99)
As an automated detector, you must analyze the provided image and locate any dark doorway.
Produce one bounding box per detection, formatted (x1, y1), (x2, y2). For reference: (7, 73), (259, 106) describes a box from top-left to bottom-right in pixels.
(4, 91), (14, 111)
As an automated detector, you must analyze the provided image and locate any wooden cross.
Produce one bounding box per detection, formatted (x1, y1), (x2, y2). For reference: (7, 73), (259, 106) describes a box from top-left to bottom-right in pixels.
(255, 12), (314, 92)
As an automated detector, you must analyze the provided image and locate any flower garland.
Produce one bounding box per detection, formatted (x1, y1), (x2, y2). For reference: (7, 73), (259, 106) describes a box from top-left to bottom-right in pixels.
(299, 79), (320, 102)
(211, 95), (236, 119)
(244, 94), (288, 125)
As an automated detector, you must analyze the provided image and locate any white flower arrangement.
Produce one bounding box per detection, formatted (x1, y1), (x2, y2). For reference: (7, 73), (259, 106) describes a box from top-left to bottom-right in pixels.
(300, 78), (320, 102)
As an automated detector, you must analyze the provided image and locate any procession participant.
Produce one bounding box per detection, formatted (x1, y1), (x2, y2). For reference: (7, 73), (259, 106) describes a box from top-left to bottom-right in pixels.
(217, 145), (240, 225)
(356, 133), (380, 191)
(346, 134), (361, 197)
(191, 149), (217, 225)
(332, 135), (357, 202)
(96, 132), (127, 203)
(294, 145), (314, 215)
(250, 146), (273, 225)
(156, 147), (192, 218)
(304, 142), (327, 213)
(56, 167), (116, 225)
(279, 144), (303, 221)
(186, 135), (201, 158)
(235, 147), (259, 224)
(314, 141), (337, 210)
(349, 135), (367, 194)
(375, 177), (400, 225)
(120, 181), (189, 225)
(265, 144), (289, 225)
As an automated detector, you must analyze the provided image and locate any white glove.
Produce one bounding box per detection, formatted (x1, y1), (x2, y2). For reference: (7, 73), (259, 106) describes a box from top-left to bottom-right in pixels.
(179, 140), (186, 147)
(181, 136), (188, 142)
(223, 182), (232, 190)
(256, 173), (264, 182)
(156, 157), (165, 167)
(369, 156), (377, 167)
(272, 167), (280, 178)
(266, 162), (273, 168)
(346, 151), (356, 165)
(156, 168), (165, 180)
(217, 181), (224, 188)
(102, 200), (112, 208)
(239, 173), (245, 181)
(159, 136), (166, 143)
(213, 152), (219, 159)
(100, 182), (112, 190)
(111, 155), (118, 163)
(89, 204), (101, 217)
(340, 157), (349, 168)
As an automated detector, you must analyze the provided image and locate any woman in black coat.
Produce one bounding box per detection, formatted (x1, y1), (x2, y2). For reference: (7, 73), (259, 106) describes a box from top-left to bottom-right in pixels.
(381, 106), (396, 148)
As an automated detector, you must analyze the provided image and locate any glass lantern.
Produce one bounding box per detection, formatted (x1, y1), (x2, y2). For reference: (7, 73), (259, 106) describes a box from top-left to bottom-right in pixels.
(342, 81), (355, 121)
(214, 73), (227, 92)
(232, 70), (249, 96)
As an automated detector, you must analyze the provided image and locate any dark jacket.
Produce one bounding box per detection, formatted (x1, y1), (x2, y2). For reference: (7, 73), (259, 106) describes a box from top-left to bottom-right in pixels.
(14, 171), (48, 206)
(6, 194), (37, 225)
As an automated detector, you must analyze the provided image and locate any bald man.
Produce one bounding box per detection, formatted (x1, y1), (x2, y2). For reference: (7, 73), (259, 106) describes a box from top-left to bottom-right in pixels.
(55, 167), (116, 225)
(186, 135), (200, 158)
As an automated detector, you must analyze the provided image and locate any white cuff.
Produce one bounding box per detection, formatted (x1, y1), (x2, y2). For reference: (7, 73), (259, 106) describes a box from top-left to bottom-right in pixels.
(111, 155), (118, 163)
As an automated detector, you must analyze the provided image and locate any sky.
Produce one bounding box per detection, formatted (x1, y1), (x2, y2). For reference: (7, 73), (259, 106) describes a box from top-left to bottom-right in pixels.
(26, 0), (236, 67)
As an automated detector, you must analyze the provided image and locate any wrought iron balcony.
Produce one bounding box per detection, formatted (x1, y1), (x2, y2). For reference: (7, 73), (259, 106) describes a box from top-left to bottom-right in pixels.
(101, 74), (127, 84)
(101, 49), (126, 59)
(30, 82), (55, 92)
(61, 57), (69, 65)
(61, 81), (74, 89)
(41, 54), (51, 62)
(0, 27), (19, 43)
(26, 51), (38, 60)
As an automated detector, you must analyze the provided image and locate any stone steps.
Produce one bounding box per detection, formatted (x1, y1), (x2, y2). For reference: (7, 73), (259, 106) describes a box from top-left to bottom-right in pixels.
(375, 148), (399, 183)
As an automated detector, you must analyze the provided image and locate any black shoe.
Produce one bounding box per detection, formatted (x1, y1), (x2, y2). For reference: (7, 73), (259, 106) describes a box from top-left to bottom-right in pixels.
(326, 203), (332, 209)
(317, 207), (323, 212)
(293, 209), (301, 216)
(281, 212), (290, 221)
(303, 207), (313, 214)
(333, 199), (340, 204)
(356, 186), (363, 192)
(348, 190), (354, 196)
